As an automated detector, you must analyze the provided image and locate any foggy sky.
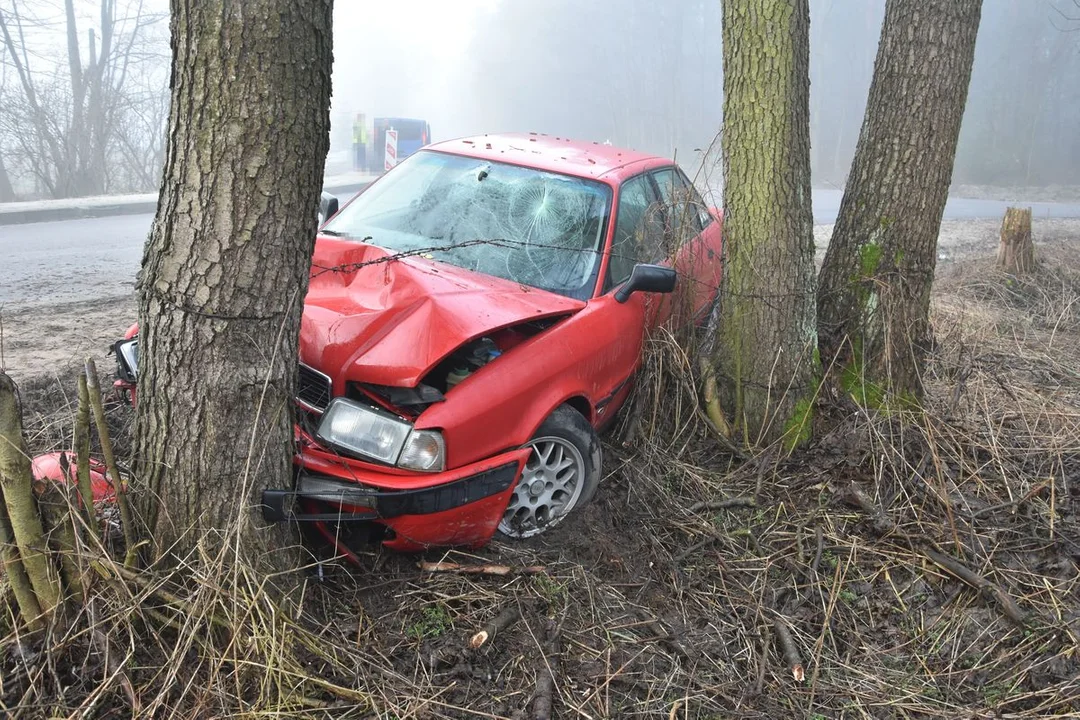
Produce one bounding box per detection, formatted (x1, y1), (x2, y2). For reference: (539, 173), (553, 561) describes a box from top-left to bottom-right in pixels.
(3, 0), (1078, 199)
(327, 0), (1080, 188)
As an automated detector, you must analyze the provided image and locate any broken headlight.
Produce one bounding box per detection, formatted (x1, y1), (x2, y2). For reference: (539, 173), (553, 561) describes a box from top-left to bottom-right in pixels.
(316, 398), (445, 472)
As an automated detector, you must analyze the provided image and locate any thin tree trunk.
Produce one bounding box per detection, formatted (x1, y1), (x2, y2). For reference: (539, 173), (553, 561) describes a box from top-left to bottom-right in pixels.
(134, 1), (333, 565)
(715, 0), (817, 448)
(817, 0), (982, 401)
(997, 207), (1035, 274)
(0, 488), (43, 629)
(0, 372), (62, 615)
(0, 153), (14, 202)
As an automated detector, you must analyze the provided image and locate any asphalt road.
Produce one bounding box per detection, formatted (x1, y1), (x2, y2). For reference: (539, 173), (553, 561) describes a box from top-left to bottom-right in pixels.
(3, 189), (1080, 311)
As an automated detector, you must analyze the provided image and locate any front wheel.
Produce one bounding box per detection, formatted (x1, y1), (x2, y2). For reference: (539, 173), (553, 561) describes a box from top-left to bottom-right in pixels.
(498, 405), (602, 539)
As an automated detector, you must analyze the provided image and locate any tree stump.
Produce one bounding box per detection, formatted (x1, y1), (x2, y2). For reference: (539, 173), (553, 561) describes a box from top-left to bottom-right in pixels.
(997, 207), (1035, 274)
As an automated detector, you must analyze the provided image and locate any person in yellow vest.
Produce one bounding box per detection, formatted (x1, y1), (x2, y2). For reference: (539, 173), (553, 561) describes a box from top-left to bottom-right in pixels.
(353, 113), (368, 171)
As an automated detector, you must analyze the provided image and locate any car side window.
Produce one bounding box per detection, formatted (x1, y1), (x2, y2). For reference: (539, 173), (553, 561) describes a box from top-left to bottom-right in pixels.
(651, 168), (703, 254)
(676, 168), (715, 231)
(607, 175), (665, 289)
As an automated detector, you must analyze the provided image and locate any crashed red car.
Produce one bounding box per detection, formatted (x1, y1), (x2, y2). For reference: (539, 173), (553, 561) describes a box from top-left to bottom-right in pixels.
(106, 134), (723, 557)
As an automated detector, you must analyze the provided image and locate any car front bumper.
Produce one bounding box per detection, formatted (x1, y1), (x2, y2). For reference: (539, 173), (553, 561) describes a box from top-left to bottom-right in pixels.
(265, 444), (531, 554)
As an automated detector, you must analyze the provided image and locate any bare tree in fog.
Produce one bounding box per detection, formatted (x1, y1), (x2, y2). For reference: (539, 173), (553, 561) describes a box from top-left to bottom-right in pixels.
(0, 0), (167, 199)
(459, 0), (722, 161)
(955, 0), (1080, 189)
(0, 144), (13, 202)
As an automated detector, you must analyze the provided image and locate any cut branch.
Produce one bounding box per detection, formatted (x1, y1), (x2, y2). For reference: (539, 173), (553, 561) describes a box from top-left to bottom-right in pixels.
(0, 372), (63, 616)
(85, 359), (137, 566)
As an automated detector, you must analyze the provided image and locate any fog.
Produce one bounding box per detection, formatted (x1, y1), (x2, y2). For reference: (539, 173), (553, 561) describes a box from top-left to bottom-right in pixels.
(2, 0), (1078, 201)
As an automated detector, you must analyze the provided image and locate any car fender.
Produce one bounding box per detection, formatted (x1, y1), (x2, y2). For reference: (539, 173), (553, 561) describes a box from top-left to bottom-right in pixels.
(416, 293), (648, 469)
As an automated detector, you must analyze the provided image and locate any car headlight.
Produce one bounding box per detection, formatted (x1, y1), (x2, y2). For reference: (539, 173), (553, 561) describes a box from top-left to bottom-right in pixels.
(316, 398), (445, 472)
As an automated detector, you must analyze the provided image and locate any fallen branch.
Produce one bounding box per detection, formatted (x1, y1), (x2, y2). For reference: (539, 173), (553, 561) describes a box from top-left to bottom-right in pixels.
(969, 481), (1049, 520)
(688, 496), (756, 513)
(922, 548), (1027, 626)
(84, 359), (137, 567)
(531, 614), (564, 720)
(772, 616), (804, 682)
(419, 560), (545, 576)
(674, 527), (752, 564)
(842, 485), (1028, 627)
(469, 606), (522, 649)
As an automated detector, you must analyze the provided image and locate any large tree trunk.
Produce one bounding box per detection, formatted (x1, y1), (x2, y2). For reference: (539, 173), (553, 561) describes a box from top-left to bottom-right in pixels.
(134, 1), (332, 563)
(714, 0), (817, 448)
(997, 206), (1035, 274)
(817, 0), (982, 401)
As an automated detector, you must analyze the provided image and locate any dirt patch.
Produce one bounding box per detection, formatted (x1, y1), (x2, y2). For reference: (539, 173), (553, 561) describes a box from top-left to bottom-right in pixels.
(0, 294), (135, 381)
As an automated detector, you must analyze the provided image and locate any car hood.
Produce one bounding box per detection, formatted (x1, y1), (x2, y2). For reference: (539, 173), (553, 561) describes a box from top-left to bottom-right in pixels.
(301, 238), (586, 387)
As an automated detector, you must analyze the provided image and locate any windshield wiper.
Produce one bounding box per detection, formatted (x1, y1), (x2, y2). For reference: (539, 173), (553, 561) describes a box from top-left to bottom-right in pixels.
(319, 229), (350, 237)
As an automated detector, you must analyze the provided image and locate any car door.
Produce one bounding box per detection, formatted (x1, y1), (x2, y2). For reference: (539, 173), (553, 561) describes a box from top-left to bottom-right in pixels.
(650, 167), (723, 325)
(604, 173), (671, 327)
(579, 173), (671, 427)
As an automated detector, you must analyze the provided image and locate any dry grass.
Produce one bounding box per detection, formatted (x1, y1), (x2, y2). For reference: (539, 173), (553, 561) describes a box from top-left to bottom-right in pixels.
(3, 241), (1080, 718)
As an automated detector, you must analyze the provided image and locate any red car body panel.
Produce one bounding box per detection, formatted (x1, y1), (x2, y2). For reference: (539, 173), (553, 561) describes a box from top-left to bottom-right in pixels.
(61, 134), (723, 556)
(298, 445), (531, 552)
(432, 134), (661, 181)
(31, 452), (115, 503)
(303, 240), (585, 389)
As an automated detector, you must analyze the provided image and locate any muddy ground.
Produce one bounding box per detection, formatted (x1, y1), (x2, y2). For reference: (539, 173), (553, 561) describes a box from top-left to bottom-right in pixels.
(3, 220), (1080, 718)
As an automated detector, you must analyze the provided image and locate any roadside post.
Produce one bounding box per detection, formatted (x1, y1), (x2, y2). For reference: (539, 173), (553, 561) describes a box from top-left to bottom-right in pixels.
(385, 129), (398, 172)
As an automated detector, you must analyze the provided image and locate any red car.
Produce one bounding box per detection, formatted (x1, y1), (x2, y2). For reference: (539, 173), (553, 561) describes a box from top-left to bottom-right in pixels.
(105, 134), (723, 557)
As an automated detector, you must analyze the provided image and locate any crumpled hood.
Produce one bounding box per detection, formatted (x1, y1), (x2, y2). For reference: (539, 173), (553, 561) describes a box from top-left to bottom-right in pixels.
(300, 238), (585, 388)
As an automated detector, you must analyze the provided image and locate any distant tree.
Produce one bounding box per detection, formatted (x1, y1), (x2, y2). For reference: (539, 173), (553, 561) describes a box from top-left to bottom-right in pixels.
(808, 0), (883, 185)
(954, 1), (1079, 187)
(133, 1), (333, 564)
(456, 0), (722, 158)
(0, 0), (167, 198)
(714, 0), (817, 448)
(817, 0), (982, 401)
(0, 152), (13, 202)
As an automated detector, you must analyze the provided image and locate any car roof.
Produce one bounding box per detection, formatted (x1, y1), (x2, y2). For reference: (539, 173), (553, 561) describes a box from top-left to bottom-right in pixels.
(426, 133), (671, 182)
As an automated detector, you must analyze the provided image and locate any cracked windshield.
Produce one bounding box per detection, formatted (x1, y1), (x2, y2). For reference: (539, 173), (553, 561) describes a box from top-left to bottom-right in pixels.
(322, 151), (611, 299)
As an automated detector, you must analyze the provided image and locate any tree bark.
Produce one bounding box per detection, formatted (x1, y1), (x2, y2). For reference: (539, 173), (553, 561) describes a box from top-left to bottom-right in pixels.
(0, 372), (63, 616)
(817, 0), (982, 401)
(997, 207), (1035, 274)
(134, 1), (333, 565)
(715, 0), (817, 447)
(0, 489), (44, 629)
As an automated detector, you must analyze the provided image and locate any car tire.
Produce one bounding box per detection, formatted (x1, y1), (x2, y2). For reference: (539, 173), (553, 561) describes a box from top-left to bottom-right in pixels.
(497, 405), (602, 540)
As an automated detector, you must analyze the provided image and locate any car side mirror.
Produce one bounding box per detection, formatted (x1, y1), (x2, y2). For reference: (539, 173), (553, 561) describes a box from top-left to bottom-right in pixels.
(318, 192), (339, 225)
(614, 263), (677, 303)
